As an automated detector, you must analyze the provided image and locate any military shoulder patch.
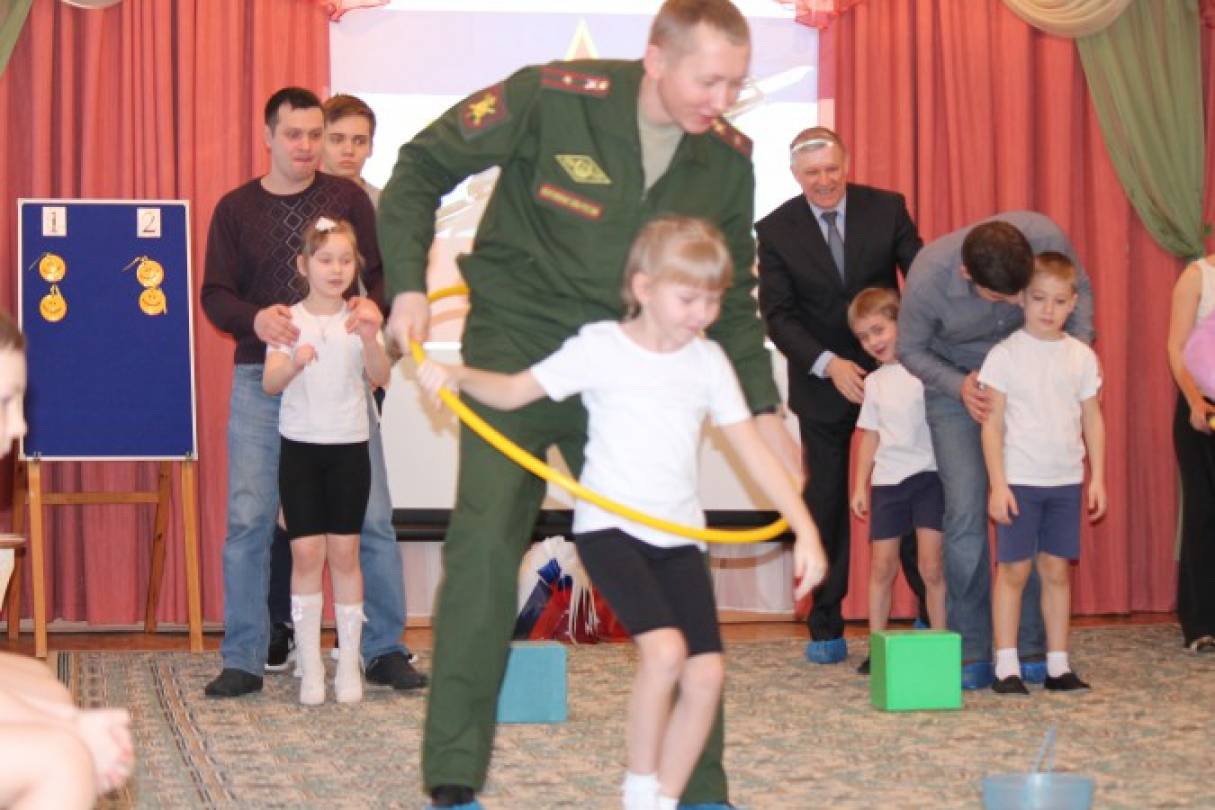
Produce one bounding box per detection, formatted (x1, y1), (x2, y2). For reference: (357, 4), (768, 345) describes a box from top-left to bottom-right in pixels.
(535, 182), (603, 221)
(540, 66), (611, 97)
(555, 154), (611, 185)
(708, 118), (753, 159)
(458, 83), (509, 140)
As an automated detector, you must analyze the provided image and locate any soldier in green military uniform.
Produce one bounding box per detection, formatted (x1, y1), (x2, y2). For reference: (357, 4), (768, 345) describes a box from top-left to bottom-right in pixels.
(380, 2), (801, 807)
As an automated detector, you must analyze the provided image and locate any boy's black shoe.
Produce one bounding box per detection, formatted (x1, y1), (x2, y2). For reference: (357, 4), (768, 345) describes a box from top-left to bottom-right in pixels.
(991, 675), (1030, 695)
(857, 656), (870, 675)
(365, 651), (428, 690)
(204, 668), (263, 697)
(430, 785), (476, 807)
(265, 622), (294, 671)
(1044, 671), (1091, 691)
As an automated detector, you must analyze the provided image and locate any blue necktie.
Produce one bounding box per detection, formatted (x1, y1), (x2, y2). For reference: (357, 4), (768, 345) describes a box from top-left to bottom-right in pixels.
(822, 210), (845, 282)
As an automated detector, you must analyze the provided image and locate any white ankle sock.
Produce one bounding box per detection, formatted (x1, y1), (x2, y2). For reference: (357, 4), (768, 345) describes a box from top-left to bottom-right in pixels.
(656, 797), (678, 810)
(1047, 651), (1070, 678)
(994, 648), (1020, 681)
(622, 772), (658, 810)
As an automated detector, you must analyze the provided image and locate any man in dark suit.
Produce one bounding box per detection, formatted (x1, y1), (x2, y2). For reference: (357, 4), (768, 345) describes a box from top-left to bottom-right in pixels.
(757, 126), (927, 666)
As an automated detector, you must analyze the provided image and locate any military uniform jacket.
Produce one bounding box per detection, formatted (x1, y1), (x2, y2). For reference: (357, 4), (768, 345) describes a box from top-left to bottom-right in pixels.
(379, 59), (778, 412)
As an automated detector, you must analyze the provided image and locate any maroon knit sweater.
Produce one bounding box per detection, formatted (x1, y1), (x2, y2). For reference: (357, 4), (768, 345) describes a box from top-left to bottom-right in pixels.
(201, 173), (384, 365)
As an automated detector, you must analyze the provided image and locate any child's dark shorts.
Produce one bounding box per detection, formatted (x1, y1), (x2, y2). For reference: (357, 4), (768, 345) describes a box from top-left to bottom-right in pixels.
(278, 437), (370, 538)
(869, 469), (944, 541)
(573, 528), (722, 656)
(996, 484), (1082, 563)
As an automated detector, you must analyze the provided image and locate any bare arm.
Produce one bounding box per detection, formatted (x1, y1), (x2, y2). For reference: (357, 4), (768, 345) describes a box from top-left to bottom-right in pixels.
(980, 388), (1017, 525)
(417, 359), (546, 412)
(346, 297), (391, 389)
(850, 429), (878, 519)
(1167, 263), (1214, 433)
(752, 411), (803, 487)
(1081, 395), (1107, 521)
(720, 419), (826, 599)
(263, 348), (309, 396)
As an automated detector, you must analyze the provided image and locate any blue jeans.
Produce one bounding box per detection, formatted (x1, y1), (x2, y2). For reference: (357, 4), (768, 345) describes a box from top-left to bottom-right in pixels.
(219, 366), (408, 674)
(924, 391), (1045, 663)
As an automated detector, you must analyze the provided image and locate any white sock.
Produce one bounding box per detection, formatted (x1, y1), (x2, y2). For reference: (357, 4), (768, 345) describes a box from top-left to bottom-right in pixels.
(622, 772), (658, 810)
(656, 796), (678, 810)
(994, 648), (1020, 681)
(1047, 651), (1070, 678)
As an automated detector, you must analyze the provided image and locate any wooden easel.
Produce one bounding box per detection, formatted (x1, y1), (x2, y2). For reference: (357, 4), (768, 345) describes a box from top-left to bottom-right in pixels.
(6, 458), (203, 658)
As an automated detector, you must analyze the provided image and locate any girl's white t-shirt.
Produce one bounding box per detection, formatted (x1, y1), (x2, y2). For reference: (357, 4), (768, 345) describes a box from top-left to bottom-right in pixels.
(530, 321), (751, 550)
(267, 302), (377, 444)
(855, 362), (937, 486)
(978, 329), (1101, 486)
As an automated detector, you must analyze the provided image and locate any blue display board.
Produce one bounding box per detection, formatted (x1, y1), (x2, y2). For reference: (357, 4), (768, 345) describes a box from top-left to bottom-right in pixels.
(17, 200), (196, 459)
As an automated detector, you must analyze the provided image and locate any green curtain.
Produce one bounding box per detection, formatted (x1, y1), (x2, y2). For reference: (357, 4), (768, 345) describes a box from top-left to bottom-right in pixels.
(0, 0), (34, 77)
(1077, 0), (1206, 260)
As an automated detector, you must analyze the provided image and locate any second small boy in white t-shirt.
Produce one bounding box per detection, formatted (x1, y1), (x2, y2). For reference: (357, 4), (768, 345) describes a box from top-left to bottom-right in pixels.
(849, 288), (947, 675)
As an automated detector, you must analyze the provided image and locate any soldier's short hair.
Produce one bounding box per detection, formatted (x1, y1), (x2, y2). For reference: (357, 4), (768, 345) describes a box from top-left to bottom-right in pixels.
(0, 310), (24, 354)
(847, 287), (900, 330)
(621, 216), (733, 319)
(649, 0), (750, 58)
(323, 94), (377, 138)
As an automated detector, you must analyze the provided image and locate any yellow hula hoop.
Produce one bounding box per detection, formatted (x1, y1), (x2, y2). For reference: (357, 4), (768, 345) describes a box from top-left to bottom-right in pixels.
(408, 285), (789, 544)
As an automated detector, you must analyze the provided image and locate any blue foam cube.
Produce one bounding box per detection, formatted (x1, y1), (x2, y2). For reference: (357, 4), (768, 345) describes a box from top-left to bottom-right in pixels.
(496, 641), (567, 724)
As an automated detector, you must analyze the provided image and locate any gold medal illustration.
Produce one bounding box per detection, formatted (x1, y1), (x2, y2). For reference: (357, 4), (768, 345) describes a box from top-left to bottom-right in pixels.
(38, 253), (66, 283)
(139, 287), (167, 316)
(40, 284), (67, 322)
(135, 258), (164, 288)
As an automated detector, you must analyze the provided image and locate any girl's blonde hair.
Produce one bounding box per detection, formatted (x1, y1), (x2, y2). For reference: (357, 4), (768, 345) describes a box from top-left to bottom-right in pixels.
(298, 216), (364, 271)
(621, 215), (733, 318)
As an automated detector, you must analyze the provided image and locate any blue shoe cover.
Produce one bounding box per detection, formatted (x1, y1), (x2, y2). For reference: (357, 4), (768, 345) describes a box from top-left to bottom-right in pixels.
(804, 637), (847, 664)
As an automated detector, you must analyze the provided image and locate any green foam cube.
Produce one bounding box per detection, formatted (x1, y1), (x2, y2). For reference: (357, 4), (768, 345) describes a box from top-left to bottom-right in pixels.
(869, 629), (962, 712)
(497, 641), (567, 724)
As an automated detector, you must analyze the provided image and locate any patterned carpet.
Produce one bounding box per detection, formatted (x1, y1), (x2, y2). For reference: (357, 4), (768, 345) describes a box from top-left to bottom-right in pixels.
(59, 624), (1213, 809)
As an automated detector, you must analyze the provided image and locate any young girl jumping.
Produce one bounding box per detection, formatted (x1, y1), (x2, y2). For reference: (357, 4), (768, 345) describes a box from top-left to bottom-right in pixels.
(263, 216), (390, 705)
(419, 215), (827, 810)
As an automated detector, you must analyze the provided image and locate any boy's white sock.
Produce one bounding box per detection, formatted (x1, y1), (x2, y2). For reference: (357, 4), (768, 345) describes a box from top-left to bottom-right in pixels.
(1047, 651), (1070, 678)
(994, 648), (1020, 681)
(622, 772), (658, 810)
(656, 796), (679, 810)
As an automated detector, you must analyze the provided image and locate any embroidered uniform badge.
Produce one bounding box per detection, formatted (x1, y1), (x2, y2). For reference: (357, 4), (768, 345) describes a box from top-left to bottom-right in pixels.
(458, 83), (509, 139)
(555, 154), (611, 185)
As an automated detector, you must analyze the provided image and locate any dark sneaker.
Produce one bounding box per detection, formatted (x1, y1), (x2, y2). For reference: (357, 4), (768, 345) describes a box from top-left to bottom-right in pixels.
(991, 675), (1030, 695)
(429, 785), (476, 808)
(205, 668), (263, 698)
(857, 656), (871, 675)
(266, 622), (294, 672)
(365, 651), (428, 691)
(1044, 671), (1091, 691)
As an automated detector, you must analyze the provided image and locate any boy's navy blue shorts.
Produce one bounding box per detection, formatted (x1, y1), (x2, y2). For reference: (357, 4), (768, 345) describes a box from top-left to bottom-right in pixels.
(869, 470), (944, 541)
(996, 484), (1083, 563)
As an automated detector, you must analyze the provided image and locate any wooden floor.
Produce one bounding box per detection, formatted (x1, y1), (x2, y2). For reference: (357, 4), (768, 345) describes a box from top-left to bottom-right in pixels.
(0, 612), (1178, 657)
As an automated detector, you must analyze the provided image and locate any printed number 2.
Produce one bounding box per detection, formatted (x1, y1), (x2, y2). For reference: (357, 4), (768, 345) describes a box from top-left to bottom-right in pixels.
(137, 208), (161, 238)
(42, 206), (67, 237)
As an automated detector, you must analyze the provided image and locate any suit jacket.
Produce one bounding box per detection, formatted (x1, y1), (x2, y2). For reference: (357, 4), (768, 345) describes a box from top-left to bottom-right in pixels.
(757, 183), (922, 425)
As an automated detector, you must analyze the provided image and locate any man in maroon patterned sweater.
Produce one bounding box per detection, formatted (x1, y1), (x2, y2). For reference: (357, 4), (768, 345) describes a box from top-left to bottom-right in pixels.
(201, 86), (424, 698)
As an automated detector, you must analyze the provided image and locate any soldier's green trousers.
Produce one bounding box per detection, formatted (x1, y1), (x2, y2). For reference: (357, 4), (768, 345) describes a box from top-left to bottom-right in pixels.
(420, 393), (728, 804)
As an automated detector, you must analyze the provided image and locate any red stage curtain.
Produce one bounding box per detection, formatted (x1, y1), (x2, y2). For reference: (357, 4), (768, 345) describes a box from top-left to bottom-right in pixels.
(0, 0), (329, 626)
(821, 0), (1185, 618)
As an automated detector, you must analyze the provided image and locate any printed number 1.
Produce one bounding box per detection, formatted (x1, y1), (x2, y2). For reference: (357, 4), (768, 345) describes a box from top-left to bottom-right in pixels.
(41, 206), (67, 237)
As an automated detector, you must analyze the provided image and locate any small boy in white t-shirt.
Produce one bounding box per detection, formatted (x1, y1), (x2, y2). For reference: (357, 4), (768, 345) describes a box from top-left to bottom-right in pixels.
(979, 251), (1107, 695)
(848, 288), (947, 675)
